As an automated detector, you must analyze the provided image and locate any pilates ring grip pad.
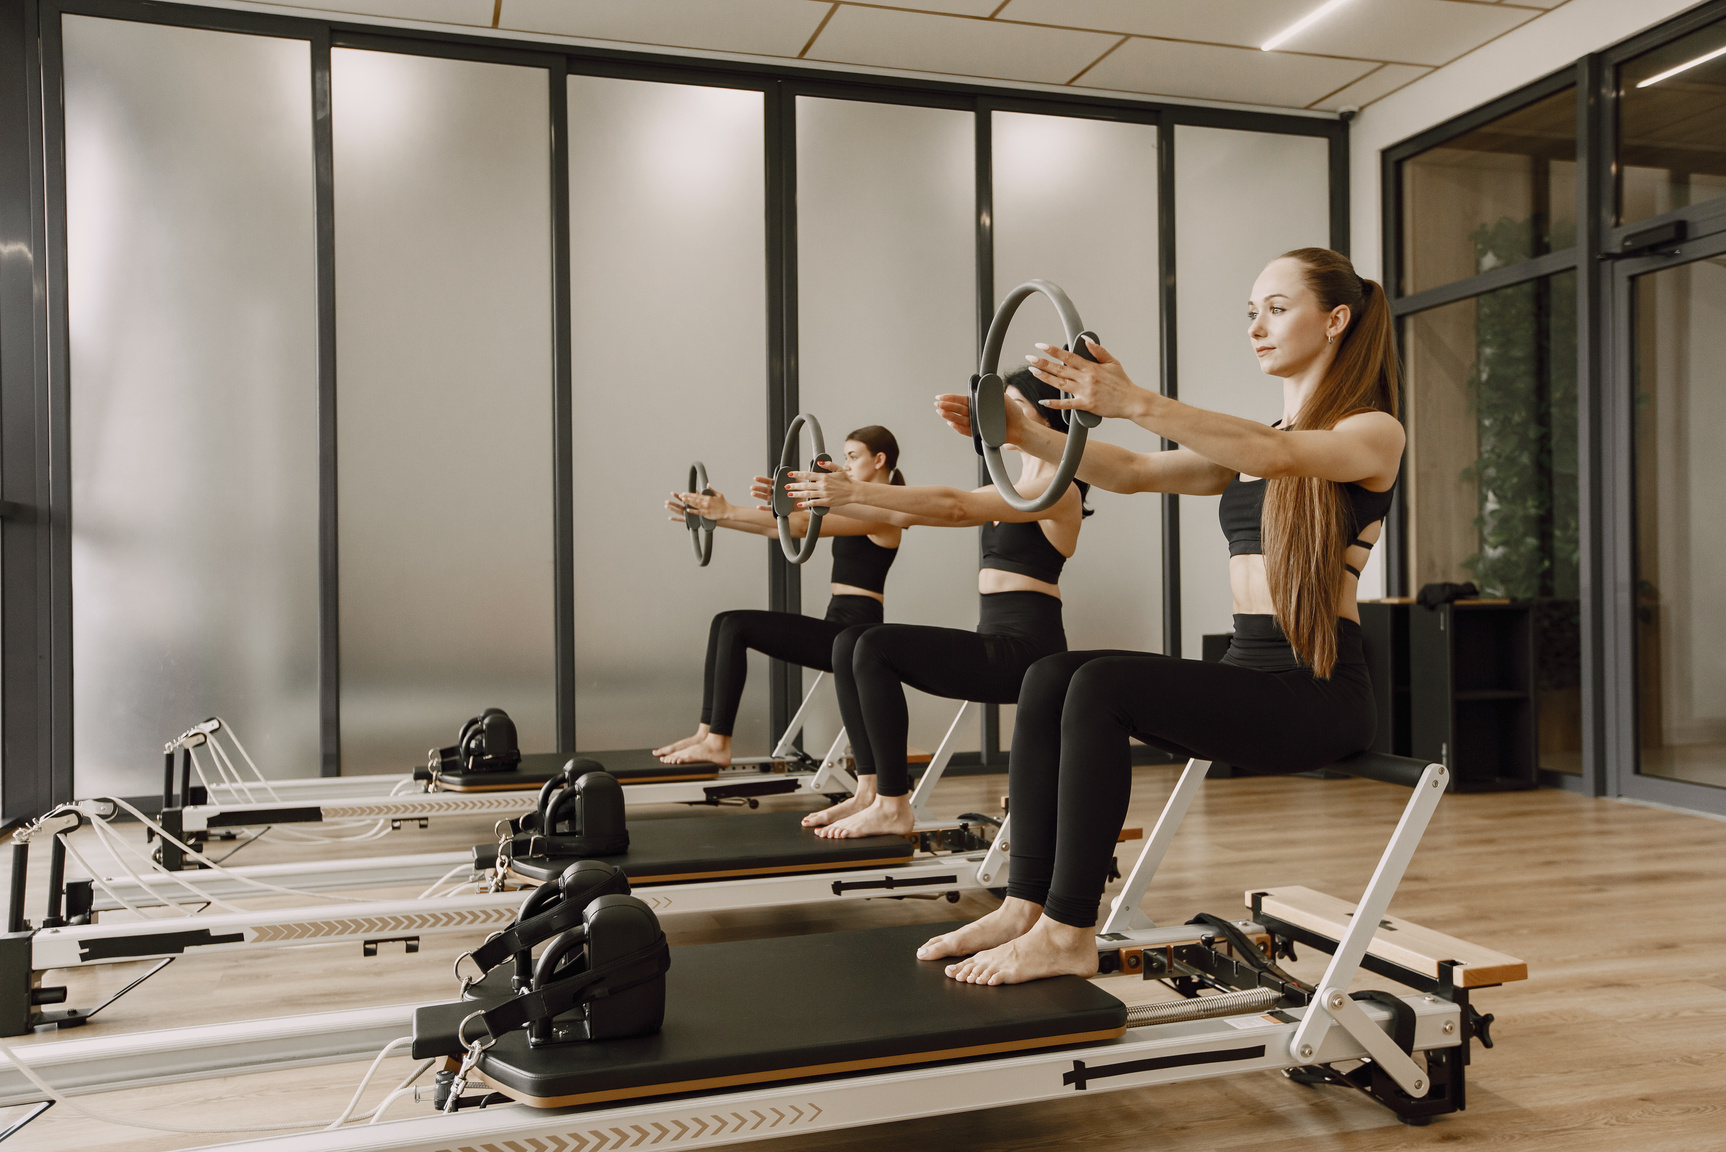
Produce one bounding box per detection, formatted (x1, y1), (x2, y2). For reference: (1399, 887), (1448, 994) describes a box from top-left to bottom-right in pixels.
(971, 279), (1102, 513)
(770, 413), (831, 564)
(683, 461), (716, 567)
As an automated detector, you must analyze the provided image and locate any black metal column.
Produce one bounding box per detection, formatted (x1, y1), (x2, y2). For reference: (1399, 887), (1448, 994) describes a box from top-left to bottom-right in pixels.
(765, 82), (801, 743)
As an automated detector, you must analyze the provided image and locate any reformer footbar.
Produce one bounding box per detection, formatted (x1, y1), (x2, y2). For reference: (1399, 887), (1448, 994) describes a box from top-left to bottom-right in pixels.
(971, 280), (1102, 513)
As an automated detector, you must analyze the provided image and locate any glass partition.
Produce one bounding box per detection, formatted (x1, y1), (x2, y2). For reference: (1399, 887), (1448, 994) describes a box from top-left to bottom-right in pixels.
(1403, 272), (1580, 772)
(332, 48), (555, 773)
(64, 16), (320, 796)
(566, 75), (769, 754)
(1633, 256), (1726, 788)
(795, 95), (976, 755)
(991, 110), (1161, 656)
(1400, 85), (1577, 294)
(1619, 16), (1726, 227)
(1173, 125), (1330, 653)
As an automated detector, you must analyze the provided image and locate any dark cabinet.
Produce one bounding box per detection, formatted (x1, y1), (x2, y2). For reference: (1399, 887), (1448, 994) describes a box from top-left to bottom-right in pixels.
(1408, 601), (1539, 792)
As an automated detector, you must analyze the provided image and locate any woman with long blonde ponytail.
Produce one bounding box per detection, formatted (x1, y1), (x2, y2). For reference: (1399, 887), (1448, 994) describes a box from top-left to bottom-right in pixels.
(919, 247), (1405, 987)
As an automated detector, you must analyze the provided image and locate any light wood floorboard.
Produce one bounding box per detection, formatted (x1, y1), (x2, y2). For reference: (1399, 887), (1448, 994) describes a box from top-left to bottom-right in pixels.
(6, 769), (1724, 1150)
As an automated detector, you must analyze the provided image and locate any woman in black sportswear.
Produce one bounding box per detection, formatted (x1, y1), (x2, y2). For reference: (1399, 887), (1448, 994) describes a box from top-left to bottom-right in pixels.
(653, 427), (905, 768)
(779, 369), (1090, 840)
(922, 248), (1405, 984)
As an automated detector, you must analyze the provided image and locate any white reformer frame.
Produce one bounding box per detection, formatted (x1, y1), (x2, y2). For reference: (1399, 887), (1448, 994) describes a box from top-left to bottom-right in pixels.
(192, 675), (849, 813)
(5, 753), (1489, 1138)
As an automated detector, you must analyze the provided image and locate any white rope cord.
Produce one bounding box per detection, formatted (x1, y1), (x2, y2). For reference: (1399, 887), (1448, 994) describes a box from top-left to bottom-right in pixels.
(323, 1036), (415, 1129)
(366, 1058), (436, 1124)
(81, 819), (247, 915)
(95, 797), (374, 905)
(212, 725), (283, 804)
(416, 864), (473, 901)
(54, 835), (190, 921)
(0, 1031), (426, 1133)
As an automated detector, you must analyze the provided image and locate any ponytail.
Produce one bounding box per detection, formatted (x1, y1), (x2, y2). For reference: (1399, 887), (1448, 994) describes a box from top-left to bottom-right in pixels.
(846, 425), (902, 485)
(1261, 248), (1399, 679)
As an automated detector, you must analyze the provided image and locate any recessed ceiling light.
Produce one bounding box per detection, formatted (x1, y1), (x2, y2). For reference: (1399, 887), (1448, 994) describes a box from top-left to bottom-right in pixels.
(1636, 43), (1726, 88)
(1261, 0), (1357, 52)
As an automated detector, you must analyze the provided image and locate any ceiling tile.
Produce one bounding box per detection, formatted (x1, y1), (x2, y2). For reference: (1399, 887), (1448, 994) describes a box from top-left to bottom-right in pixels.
(1078, 36), (1375, 107)
(1276, 0), (1539, 66)
(849, 1), (1005, 15)
(251, 0), (495, 24)
(807, 6), (1120, 86)
(998, 0), (1295, 48)
(1308, 61), (1430, 109)
(499, 0), (831, 58)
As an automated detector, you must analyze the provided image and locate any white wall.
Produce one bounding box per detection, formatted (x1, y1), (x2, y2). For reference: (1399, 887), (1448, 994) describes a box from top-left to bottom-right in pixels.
(1349, 0), (1702, 282)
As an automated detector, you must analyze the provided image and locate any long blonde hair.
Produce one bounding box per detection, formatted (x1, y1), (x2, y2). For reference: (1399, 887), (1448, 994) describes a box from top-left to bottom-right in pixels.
(1261, 248), (1400, 679)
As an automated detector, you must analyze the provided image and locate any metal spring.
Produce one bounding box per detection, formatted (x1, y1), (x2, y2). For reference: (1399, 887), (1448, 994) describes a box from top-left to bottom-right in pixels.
(1124, 986), (1281, 1026)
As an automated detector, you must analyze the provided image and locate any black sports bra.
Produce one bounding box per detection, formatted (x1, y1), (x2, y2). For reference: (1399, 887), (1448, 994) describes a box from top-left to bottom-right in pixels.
(1219, 475), (1395, 578)
(830, 533), (898, 594)
(980, 519), (1068, 585)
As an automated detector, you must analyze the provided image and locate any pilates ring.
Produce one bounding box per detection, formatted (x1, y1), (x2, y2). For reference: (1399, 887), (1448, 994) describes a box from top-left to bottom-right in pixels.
(683, 461), (716, 567)
(971, 279), (1102, 513)
(771, 412), (830, 565)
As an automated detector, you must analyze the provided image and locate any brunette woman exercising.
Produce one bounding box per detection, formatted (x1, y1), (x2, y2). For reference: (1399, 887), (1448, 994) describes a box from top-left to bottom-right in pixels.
(921, 248), (1405, 984)
(654, 427), (905, 767)
(780, 369), (1091, 840)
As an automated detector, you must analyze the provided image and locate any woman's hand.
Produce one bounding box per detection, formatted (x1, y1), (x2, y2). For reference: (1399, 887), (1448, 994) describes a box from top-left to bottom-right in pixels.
(782, 460), (856, 509)
(935, 387), (1034, 448)
(1027, 339), (1157, 422)
(748, 474), (777, 510)
(669, 487), (733, 522)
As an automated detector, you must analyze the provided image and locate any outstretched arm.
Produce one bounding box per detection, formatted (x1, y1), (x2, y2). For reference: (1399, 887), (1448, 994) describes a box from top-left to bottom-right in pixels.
(781, 461), (1077, 526)
(931, 393), (1234, 497)
(1025, 341), (1405, 485)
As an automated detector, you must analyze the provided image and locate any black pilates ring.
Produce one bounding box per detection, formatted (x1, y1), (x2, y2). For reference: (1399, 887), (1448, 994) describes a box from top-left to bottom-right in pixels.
(684, 461), (716, 567)
(972, 279), (1102, 513)
(770, 413), (830, 565)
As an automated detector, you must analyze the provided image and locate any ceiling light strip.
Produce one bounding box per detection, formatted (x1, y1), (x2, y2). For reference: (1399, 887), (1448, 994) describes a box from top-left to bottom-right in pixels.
(1261, 0), (1356, 52)
(1636, 43), (1726, 88)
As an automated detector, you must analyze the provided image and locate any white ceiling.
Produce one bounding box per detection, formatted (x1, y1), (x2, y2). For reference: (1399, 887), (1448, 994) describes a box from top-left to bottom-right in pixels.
(226, 0), (1577, 113)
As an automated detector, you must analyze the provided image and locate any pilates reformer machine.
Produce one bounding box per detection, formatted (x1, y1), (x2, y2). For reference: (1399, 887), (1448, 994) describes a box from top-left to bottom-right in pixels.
(0, 749), (1525, 1144)
(0, 746), (1023, 1037)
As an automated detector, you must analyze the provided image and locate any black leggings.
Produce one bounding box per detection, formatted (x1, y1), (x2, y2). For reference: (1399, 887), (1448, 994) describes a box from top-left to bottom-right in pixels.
(701, 596), (882, 736)
(833, 591), (1066, 797)
(1007, 615), (1375, 928)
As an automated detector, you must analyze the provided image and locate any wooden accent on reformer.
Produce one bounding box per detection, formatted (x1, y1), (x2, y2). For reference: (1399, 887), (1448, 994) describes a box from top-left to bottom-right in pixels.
(1252, 885), (1527, 988)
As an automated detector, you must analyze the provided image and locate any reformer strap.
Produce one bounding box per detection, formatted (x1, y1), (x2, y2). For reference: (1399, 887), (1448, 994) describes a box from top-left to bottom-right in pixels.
(478, 935), (671, 1039)
(469, 874), (627, 975)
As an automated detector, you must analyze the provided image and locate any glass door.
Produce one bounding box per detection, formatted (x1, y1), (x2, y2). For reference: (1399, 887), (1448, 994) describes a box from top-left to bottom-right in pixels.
(1616, 234), (1726, 811)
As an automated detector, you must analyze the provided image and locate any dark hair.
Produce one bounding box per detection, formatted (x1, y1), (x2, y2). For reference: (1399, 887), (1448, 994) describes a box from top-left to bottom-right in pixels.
(846, 425), (905, 485)
(1001, 367), (1094, 516)
(1263, 247), (1400, 679)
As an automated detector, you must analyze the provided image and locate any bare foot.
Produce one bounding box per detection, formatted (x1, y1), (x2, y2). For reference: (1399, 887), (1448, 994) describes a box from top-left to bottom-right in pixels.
(801, 793), (870, 828)
(813, 795), (913, 839)
(659, 733), (731, 767)
(943, 916), (1098, 985)
(651, 726), (708, 759)
(802, 775), (878, 828)
(917, 897), (1040, 961)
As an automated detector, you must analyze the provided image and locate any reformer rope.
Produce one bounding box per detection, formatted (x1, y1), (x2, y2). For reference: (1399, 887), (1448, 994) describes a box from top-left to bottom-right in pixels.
(0, 1032), (434, 1134)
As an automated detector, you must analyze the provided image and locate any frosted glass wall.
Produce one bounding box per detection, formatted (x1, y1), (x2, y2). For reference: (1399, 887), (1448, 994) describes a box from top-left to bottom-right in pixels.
(333, 49), (555, 773)
(795, 96), (978, 755)
(1174, 127), (1330, 651)
(992, 111), (1161, 657)
(65, 16), (320, 796)
(566, 76), (769, 753)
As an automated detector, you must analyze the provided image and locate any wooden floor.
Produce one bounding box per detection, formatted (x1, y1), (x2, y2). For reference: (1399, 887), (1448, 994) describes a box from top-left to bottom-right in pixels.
(8, 767), (1726, 1151)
